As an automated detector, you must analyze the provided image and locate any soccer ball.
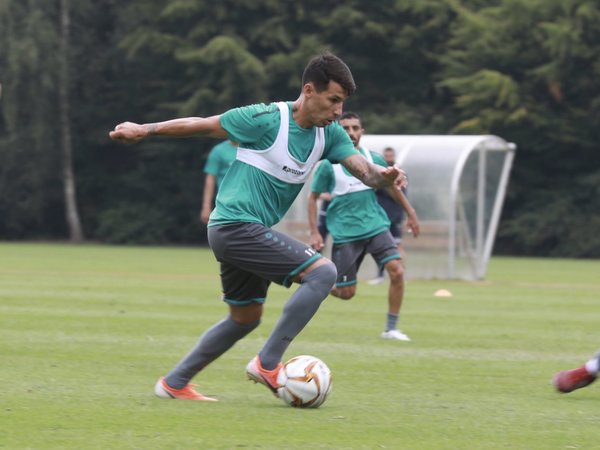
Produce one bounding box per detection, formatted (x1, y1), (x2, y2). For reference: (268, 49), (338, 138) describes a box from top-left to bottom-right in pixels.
(277, 355), (332, 408)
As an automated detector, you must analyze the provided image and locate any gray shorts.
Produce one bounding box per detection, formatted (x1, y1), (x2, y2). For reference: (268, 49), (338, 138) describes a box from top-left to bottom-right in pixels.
(207, 223), (322, 306)
(331, 230), (400, 287)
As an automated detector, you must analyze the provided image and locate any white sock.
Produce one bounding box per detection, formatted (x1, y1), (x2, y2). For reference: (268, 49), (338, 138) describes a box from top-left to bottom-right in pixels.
(585, 357), (599, 375)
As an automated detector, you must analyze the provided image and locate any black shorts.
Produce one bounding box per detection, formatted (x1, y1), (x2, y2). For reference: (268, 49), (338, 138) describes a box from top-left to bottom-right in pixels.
(331, 230), (400, 287)
(389, 221), (402, 240)
(208, 223), (322, 306)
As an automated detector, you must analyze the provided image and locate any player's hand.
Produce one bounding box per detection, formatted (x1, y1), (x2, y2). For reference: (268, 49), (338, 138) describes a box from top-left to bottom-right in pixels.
(199, 207), (211, 225)
(380, 165), (400, 187)
(406, 213), (420, 238)
(109, 122), (148, 144)
(395, 168), (408, 190)
(310, 232), (324, 252)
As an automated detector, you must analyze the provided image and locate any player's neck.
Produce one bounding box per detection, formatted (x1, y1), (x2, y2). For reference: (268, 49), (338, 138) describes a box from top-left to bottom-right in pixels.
(292, 96), (315, 129)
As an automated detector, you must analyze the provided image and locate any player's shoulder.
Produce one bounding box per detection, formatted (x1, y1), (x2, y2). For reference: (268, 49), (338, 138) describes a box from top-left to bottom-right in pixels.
(231, 102), (280, 120)
(221, 102), (282, 140)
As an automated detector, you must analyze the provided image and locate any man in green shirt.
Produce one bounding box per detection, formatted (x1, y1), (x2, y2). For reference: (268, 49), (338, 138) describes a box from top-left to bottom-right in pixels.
(200, 140), (237, 224)
(109, 53), (401, 402)
(308, 112), (420, 341)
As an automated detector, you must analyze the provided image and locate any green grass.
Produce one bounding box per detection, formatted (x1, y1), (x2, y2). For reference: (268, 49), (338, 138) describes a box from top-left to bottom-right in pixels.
(1, 243), (600, 449)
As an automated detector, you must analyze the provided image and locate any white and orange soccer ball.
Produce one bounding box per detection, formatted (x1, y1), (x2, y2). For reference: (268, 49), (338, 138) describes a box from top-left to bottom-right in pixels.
(277, 355), (332, 408)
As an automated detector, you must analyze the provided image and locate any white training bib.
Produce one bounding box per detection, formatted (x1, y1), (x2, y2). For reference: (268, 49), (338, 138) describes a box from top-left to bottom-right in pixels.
(331, 148), (374, 197)
(235, 102), (325, 184)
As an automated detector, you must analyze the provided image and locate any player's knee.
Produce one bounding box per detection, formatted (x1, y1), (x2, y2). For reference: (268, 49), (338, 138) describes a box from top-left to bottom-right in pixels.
(338, 291), (354, 300)
(324, 262), (338, 283)
(302, 261), (337, 293)
(387, 262), (404, 284)
(244, 318), (261, 332)
(228, 316), (261, 333)
(230, 303), (263, 324)
(336, 286), (356, 300)
(312, 262), (337, 288)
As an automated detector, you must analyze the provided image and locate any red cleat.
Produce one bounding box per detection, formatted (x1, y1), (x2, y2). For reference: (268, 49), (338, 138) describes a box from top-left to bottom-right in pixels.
(553, 366), (597, 393)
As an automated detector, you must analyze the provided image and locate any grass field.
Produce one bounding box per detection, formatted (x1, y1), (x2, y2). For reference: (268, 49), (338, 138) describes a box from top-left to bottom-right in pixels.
(1, 242), (600, 449)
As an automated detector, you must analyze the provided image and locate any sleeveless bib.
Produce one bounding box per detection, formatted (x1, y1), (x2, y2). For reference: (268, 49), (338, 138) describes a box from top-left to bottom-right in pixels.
(235, 102), (325, 184)
(331, 148), (374, 197)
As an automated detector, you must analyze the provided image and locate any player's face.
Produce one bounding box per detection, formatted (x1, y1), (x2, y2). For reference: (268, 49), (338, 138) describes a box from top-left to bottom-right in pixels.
(305, 81), (347, 127)
(383, 150), (395, 166)
(339, 117), (363, 149)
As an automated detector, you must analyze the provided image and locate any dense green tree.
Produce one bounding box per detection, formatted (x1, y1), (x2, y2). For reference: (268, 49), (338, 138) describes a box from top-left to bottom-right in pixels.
(0, 0), (597, 256)
(438, 0), (600, 256)
(0, 0), (64, 238)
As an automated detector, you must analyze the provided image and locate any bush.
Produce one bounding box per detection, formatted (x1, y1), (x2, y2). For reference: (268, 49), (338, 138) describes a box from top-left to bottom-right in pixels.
(95, 203), (173, 244)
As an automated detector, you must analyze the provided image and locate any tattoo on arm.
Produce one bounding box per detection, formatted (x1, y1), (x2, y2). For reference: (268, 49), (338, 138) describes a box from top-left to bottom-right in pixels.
(342, 154), (386, 188)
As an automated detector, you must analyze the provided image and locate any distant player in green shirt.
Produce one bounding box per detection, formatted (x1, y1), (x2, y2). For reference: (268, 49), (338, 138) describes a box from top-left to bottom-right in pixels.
(109, 53), (402, 402)
(200, 140), (237, 224)
(308, 111), (420, 341)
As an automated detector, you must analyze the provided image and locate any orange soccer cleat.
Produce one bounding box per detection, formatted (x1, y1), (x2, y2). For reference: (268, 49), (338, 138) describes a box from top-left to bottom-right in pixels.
(154, 377), (218, 402)
(246, 355), (283, 397)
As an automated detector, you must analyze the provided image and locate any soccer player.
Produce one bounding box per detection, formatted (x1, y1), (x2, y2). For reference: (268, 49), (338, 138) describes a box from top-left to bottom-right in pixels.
(553, 351), (599, 393)
(109, 53), (402, 401)
(200, 140), (237, 224)
(307, 112), (420, 341)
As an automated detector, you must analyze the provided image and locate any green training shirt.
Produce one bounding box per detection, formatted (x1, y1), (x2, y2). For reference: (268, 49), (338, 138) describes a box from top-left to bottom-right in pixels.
(203, 140), (238, 188)
(311, 148), (391, 244)
(209, 102), (357, 227)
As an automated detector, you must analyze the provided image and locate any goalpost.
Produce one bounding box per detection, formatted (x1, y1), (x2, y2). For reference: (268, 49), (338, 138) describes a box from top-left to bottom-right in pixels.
(275, 135), (516, 281)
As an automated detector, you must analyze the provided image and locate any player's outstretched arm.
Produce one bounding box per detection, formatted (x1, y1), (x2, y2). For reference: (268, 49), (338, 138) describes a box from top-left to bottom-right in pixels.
(340, 153), (399, 189)
(109, 115), (227, 144)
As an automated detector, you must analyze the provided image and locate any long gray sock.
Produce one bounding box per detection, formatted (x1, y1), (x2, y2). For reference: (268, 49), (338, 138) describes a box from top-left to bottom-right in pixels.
(165, 316), (260, 388)
(386, 312), (399, 331)
(259, 263), (337, 370)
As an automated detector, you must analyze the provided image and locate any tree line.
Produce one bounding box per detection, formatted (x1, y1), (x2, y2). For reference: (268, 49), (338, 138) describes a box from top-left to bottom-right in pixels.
(1, 0), (598, 257)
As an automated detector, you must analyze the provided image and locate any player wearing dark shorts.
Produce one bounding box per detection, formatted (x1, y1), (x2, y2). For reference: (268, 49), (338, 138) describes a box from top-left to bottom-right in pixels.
(332, 231), (400, 287)
(308, 112), (420, 342)
(109, 53), (403, 402)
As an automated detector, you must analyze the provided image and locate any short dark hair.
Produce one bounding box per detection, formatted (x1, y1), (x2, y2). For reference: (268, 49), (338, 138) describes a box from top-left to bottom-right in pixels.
(339, 111), (362, 124)
(302, 52), (356, 96)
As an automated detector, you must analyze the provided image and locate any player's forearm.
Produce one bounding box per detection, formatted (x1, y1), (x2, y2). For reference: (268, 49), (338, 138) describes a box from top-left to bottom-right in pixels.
(307, 198), (320, 234)
(342, 154), (393, 189)
(386, 186), (415, 216)
(202, 176), (216, 210)
(361, 164), (391, 189)
(144, 116), (224, 138)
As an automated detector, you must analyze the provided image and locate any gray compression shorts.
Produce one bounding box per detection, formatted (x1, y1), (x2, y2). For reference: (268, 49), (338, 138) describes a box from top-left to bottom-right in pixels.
(207, 222), (322, 306)
(331, 230), (400, 287)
